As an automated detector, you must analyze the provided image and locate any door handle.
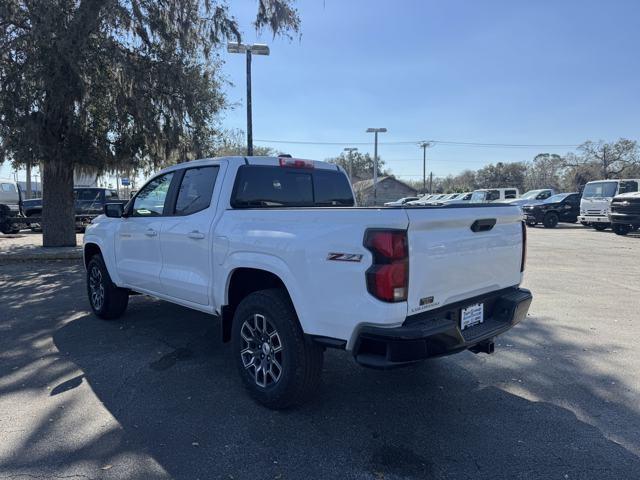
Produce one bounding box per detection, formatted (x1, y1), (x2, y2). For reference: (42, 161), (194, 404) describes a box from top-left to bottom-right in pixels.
(470, 218), (496, 232)
(119, 233), (132, 238)
(187, 230), (205, 240)
(144, 228), (157, 237)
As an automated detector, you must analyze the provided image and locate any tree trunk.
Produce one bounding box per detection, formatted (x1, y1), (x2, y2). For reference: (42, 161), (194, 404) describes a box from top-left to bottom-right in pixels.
(42, 161), (76, 247)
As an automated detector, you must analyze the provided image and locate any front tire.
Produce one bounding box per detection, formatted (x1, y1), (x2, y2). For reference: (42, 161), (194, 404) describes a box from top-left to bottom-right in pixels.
(231, 289), (323, 409)
(543, 212), (559, 228)
(86, 254), (129, 319)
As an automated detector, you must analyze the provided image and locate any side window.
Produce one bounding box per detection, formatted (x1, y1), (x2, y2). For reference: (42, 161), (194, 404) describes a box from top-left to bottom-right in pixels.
(174, 166), (219, 215)
(1, 183), (16, 192)
(567, 194), (579, 205)
(537, 191), (551, 200)
(619, 181), (638, 194)
(132, 173), (174, 217)
(76, 189), (101, 201)
(504, 190), (517, 199)
(107, 190), (120, 200)
(487, 190), (500, 201)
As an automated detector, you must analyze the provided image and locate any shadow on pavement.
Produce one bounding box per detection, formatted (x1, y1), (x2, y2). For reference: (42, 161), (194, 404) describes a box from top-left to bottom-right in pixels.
(1, 262), (639, 479)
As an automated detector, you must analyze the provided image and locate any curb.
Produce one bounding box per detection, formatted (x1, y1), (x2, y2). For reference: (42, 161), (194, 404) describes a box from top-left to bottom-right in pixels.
(0, 249), (83, 264)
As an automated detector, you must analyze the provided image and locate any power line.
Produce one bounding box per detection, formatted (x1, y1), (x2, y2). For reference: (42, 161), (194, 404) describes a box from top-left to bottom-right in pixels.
(255, 138), (580, 149)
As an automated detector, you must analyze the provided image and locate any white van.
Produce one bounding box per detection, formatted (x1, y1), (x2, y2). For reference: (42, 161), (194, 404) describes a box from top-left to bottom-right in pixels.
(0, 178), (21, 214)
(0, 178), (22, 234)
(578, 179), (640, 230)
(470, 188), (519, 203)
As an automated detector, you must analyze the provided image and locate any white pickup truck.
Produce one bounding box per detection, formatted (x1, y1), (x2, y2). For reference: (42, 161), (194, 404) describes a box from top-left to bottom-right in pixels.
(83, 156), (532, 408)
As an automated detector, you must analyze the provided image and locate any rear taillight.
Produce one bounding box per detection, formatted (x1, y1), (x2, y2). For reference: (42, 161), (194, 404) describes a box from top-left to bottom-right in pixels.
(521, 221), (527, 272)
(364, 230), (408, 302)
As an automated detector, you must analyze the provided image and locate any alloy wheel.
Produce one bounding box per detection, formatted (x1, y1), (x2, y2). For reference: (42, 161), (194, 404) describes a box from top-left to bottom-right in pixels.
(89, 265), (105, 311)
(240, 313), (284, 388)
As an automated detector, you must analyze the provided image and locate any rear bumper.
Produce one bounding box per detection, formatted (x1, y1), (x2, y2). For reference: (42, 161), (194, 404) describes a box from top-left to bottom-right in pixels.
(353, 287), (532, 368)
(578, 215), (609, 224)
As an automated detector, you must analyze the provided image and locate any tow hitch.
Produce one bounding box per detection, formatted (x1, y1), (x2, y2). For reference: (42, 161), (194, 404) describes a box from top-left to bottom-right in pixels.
(469, 340), (495, 355)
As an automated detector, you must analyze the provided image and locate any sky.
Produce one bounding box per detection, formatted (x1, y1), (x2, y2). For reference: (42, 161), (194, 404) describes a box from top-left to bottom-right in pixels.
(3, 0), (640, 185)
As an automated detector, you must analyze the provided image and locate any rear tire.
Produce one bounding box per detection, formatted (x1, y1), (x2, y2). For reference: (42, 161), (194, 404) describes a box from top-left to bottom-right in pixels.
(231, 288), (323, 409)
(613, 224), (631, 236)
(593, 224), (608, 231)
(542, 212), (559, 228)
(86, 254), (129, 320)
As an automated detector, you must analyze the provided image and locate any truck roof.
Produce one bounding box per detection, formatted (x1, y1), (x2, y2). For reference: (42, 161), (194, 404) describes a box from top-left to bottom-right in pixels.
(158, 156), (343, 175)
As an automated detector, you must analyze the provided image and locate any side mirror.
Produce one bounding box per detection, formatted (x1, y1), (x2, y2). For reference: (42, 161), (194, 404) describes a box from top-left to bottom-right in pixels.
(104, 203), (124, 218)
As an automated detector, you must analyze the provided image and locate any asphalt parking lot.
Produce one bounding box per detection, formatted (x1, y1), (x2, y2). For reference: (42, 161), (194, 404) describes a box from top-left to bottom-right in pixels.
(1, 224), (639, 479)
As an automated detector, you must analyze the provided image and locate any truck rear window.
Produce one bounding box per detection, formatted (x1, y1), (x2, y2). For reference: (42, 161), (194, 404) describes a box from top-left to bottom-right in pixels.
(231, 165), (355, 208)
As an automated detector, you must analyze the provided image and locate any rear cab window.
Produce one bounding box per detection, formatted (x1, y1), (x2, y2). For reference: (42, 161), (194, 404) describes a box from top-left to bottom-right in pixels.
(619, 181), (639, 194)
(231, 165), (354, 208)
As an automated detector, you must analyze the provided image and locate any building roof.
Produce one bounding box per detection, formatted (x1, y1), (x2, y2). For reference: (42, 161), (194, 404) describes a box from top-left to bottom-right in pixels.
(352, 176), (417, 194)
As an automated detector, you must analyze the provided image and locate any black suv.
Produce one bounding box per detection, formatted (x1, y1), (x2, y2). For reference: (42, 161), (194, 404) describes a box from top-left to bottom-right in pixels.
(610, 192), (640, 235)
(522, 192), (581, 228)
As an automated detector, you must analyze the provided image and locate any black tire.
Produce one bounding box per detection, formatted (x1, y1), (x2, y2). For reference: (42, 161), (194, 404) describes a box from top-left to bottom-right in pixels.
(86, 254), (129, 320)
(580, 222), (589, 227)
(613, 224), (631, 236)
(526, 221), (536, 227)
(593, 224), (608, 231)
(542, 212), (559, 228)
(231, 288), (323, 409)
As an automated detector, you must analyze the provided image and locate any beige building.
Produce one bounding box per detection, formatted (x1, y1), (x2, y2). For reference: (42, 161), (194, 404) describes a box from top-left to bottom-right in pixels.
(352, 176), (417, 206)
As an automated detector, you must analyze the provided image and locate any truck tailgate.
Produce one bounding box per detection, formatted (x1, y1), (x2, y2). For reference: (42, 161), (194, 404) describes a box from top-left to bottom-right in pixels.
(404, 205), (524, 316)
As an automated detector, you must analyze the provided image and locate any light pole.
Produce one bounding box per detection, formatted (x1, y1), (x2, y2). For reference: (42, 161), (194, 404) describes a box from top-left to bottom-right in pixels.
(418, 141), (431, 194)
(366, 128), (387, 206)
(227, 43), (270, 156)
(343, 147), (358, 181)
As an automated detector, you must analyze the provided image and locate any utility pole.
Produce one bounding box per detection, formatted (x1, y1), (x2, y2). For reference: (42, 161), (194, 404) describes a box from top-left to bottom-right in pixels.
(366, 128), (387, 206)
(429, 171), (433, 194)
(418, 142), (430, 194)
(343, 147), (358, 181)
(246, 48), (252, 156)
(227, 43), (270, 156)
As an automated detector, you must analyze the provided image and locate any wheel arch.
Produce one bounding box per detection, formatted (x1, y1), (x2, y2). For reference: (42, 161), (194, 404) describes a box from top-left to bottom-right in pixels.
(84, 242), (102, 269)
(221, 266), (301, 343)
(82, 236), (123, 286)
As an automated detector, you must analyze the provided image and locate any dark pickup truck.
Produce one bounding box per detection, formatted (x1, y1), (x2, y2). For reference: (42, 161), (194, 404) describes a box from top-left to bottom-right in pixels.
(610, 192), (640, 235)
(522, 192), (581, 228)
(23, 187), (126, 231)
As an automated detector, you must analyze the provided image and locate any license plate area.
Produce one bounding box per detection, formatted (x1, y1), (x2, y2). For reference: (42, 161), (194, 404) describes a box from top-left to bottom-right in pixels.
(460, 303), (484, 330)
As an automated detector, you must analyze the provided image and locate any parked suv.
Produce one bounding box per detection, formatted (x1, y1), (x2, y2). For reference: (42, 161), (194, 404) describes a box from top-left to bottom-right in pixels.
(522, 193), (580, 228)
(83, 156), (531, 409)
(609, 192), (640, 235)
